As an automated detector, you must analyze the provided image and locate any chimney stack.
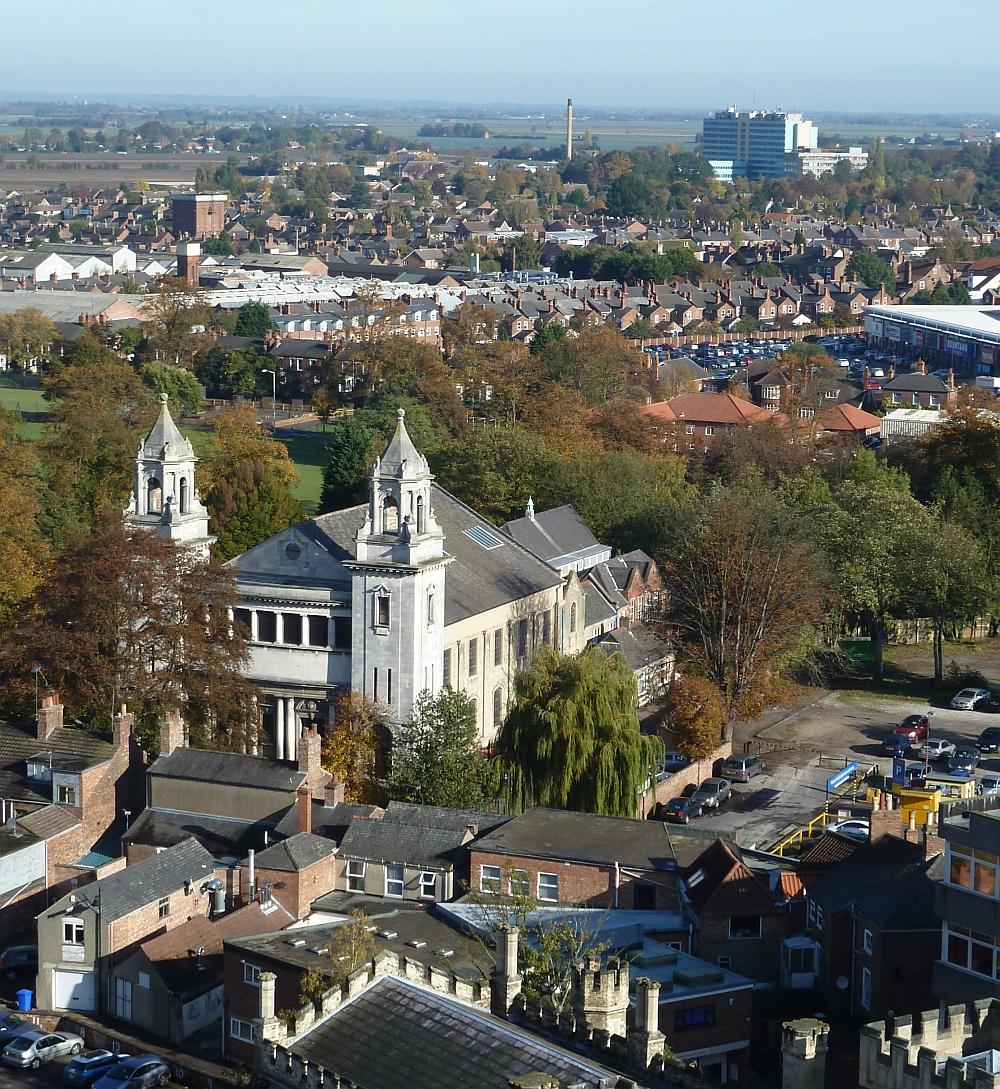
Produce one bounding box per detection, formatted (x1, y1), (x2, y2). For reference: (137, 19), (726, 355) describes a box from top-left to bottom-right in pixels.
(112, 703), (134, 749)
(36, 691), (64, 741)
(296, 785), (312, 835)
(627, 977), (666, 1069)
(159, 710), (186, 756)
(491, 925), (522, 1016)
(565, 98), (574, 162)
(297, 728), (331, 796)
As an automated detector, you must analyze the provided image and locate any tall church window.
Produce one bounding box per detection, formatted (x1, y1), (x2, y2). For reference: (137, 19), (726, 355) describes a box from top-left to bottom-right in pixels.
(493, 687), (503, 730)
(416, 494), (425, 535)
(147, 476), (163, 513)
(375, 594), (390, 628)
(382, 496), (399, 533)
(179, 477), (189, 514)
(570, 602), (578, 635)
(427, 591), (435, 625)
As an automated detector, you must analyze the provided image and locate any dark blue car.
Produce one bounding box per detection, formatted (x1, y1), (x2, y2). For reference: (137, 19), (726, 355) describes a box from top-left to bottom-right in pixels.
(64, 1052), (127, 1087)
(660, 796), (702, 825)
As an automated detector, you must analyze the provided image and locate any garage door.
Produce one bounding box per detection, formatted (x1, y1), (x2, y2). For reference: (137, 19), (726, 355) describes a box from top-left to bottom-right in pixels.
(53, 969), (95, 1011)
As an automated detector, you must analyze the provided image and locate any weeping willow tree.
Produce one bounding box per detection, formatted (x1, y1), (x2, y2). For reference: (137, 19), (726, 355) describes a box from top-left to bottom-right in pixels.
(495, 647), (661, 817)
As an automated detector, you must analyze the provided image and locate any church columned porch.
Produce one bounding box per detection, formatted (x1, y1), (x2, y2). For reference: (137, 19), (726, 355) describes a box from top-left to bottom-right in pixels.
(257, 686), (334, 763)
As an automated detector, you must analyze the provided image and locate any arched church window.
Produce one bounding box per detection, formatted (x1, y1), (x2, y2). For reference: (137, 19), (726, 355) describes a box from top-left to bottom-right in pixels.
(427, 591), (435, 625)
(179, 477), (189, 515)
(416, 494), (425, 535)
(382, 496), (399, 533)
(570, 602), (577, 634)
(147, 476), (163, 513)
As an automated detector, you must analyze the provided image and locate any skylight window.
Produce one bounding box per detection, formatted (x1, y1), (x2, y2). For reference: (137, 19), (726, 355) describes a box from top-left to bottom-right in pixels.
(463, 525), (504, 550)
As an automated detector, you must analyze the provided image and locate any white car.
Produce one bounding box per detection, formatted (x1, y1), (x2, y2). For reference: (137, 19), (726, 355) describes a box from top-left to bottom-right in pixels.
(827, 819), (870, 843)
(920, 739), (957, 762)
(979, 774), (1000, 796)
(951, 687), (992, 710)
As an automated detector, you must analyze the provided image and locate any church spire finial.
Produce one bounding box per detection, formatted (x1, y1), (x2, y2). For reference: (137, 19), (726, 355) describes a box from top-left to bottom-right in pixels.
(526, 495), (535, 520)
(159, 391), (169, 407)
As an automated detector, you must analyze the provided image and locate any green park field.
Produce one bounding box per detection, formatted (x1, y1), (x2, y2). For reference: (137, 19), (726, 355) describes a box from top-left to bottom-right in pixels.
(1, 377), (325, 514)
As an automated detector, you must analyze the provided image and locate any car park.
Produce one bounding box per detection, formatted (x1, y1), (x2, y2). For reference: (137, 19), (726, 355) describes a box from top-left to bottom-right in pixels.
(0, 945), (37, 981)
(3, 1030), (84, 1068)
(720, 754), (765, 782)
(660, 796), (702, 824)
(948, 748), (980, 777)
(919, 739), (956, 762)
(880, 734), (909, 756)
(978, 727), (1000, 753)
(660, 751), (690, 775)
(827, 818), (870, 842)
(692, 777), (731, 810)
(951, 687), (992, 710)
(65, 1052), (129, 1087)
(92, 1055), (171, 1089)
(0, 1015), (28, 1044)
(894, 714), (931, 747)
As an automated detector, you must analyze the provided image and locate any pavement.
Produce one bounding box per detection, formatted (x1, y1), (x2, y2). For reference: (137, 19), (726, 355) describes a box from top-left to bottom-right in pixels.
(0, 1056), (69, 1089)
(680, 689), (1000, 850)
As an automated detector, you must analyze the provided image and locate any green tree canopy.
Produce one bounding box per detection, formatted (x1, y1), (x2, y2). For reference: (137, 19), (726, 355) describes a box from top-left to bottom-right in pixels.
(233, 300), (277, 337)
(387, 688), (497, 809)
(320, 416), (375, 513)
(495, 647), (660, 817)
(140, 362), (205, 417)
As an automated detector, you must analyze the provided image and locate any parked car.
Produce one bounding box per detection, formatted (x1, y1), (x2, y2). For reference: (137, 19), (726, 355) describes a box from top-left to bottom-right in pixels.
(3, 1030), (84, 1069)
(692, 778), (731, 810)
(919, 739), (956, 762)
(880, 734), (909, 756)
(948, 748), (980, 777)
(720, 755), (765, 783)
(0, 1015), (28, 1044)
(951, 687), (992, 711)
(903, 764), (927, 786)
(0, 945), (37, 981)
(894, 714), (931, 746)
(660, 751), (690, 775)
(827, 818), (870, 842)
(92, 1055), (171, 1089)
(978, 727), (1000, 753)
(978, 774), (1000, 796)
(65, 1052), (129, 1087)
(660, 796), (702, 825)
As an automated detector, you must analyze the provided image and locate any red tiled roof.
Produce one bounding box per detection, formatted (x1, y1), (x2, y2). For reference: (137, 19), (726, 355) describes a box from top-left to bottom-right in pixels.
(818, 403), (882, 432)
(654, 391), (769, 426)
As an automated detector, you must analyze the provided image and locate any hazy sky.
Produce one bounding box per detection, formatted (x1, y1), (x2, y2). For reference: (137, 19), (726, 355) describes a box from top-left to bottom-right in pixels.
(2, 0), (995, 114)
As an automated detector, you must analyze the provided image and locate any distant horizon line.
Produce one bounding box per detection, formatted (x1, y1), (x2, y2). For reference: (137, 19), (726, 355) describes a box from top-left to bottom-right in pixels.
(0, 91), (996, 123)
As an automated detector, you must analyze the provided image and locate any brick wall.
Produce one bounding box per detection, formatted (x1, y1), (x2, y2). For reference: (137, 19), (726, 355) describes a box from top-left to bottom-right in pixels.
(240, 856), (337, 920)
(695, 912), (789, 985)
(664, 986), (753, 1083)
(639, 739), (733, 818)
(106, 878), (220, 956)
(224, 948), (304, 1065)
(468, 849), (682, 913)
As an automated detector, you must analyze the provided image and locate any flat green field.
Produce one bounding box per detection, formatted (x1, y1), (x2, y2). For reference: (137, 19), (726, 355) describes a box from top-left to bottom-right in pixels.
(278, 433), (325, 515)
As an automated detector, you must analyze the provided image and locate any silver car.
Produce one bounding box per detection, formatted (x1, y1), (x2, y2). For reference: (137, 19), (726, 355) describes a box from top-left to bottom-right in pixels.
(951, 687), (991, 710)
(3, 1029), (84, 1068)
(692, 777), (731, 810)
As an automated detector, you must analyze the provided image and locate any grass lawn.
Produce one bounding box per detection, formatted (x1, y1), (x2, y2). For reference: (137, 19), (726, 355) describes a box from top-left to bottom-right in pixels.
(278, 433), (326, 515)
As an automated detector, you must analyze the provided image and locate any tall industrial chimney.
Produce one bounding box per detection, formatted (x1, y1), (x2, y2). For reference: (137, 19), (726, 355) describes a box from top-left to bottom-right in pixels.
(566, 98), (574, 161)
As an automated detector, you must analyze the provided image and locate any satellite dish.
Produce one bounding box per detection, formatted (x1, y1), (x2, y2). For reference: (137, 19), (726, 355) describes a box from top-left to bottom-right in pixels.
(836, 976), (849, 991)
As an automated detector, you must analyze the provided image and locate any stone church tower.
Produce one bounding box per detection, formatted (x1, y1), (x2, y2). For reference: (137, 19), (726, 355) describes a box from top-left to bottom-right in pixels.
(349, 409), (452, 725)
(125, 393), (215, 558)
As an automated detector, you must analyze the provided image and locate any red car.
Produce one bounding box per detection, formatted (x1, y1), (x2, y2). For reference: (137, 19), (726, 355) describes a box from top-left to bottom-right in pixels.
(894, 714), (930, 746)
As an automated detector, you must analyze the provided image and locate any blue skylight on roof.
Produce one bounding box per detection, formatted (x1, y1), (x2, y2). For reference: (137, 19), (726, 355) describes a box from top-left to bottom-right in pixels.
(463, 525), (504, 550)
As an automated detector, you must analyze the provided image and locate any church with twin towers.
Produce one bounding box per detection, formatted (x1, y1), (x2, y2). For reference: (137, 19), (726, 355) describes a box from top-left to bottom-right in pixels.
(126, 400), (586, 761)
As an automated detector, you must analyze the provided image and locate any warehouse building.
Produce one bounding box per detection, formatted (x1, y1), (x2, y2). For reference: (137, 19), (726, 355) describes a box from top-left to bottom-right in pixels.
(864, 304), (1000, 376)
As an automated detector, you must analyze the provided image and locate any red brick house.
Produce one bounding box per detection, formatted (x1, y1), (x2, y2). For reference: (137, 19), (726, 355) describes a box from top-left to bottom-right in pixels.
(645, 391), (770, 452)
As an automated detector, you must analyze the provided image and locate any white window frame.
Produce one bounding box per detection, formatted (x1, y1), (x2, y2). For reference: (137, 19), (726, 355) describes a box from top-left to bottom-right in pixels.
(230, 1018), (257, 1043)
(537, 872), (559, 903)
(63, 919), (84, 945)
(137, 971), (151, 990)
(863, 929), (873, 955)
(243, 962), (262, 987)
(419, 871), (436, 899)
(57, 785), (77, 806)
(861, 966), (872, 1010)
(385, 863), (405, 898)
(509, 868), (531, 898)
(346, 859), (366, 893)
(481, 865), (501, 894)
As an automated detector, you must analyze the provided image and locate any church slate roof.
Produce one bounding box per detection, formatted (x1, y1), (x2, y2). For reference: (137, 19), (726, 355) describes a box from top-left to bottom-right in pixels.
(500, 504), (601, 564)
(237, 485), (564, 626)
(141, 394), (193, 459)
(148, 747), (307, 792)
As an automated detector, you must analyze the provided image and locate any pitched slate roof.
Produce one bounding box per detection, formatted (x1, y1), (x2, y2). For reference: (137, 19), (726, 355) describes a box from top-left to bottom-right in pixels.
(71, 837), (215, 920)
(472, 806), (718, 872)
(253, 832), (334, 873)
(17, 805), (79, 840)
(595, 625), (672, 672)
(381, 802), (507, 836)
(0, 719), (117, 801)
(882, 372), (950, 393)
(257, 485), (563, 626)
(123, 806), (271, 858)
(148, 747), (306, 792)
(337, 820), (468, 870)
(500, 504), (602, 564)
(289, 975), (615, 1089)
